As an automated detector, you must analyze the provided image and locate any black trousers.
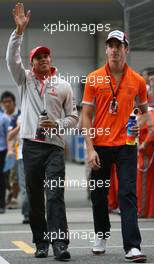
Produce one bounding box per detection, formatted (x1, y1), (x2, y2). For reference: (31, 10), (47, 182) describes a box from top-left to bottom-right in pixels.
(91, 145), (141, 252)
(0, 150), (7, 208)
(23, 139), (69, 245)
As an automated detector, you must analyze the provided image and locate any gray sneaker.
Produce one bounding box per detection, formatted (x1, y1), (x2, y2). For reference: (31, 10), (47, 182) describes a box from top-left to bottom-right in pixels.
(92, 237), (106, 255)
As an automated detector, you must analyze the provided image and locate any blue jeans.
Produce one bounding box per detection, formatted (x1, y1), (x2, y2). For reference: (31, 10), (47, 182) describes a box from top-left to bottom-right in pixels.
(91, 145), (141, 252)
(17, 159), (29, 218)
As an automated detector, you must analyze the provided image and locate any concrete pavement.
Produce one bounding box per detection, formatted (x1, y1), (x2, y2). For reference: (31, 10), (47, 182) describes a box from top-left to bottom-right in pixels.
(0, 163), (154, 263)
(0, 208), (154, 263)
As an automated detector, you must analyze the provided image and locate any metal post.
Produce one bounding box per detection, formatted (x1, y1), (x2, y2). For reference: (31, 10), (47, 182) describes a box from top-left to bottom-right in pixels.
(123, 2), (130, 63)
(118, 0), (152, 65)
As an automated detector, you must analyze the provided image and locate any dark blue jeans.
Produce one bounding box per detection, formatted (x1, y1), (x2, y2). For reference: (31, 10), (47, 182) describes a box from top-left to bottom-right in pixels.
(23, 139), (69, 245)
(91, 145), (141, 252)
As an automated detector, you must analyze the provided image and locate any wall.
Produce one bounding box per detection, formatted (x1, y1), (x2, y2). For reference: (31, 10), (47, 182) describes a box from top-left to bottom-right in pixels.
(0, 28), (96, 106)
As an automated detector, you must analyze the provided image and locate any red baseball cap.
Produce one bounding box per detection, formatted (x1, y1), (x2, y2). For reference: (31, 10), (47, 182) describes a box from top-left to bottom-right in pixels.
(29, 46), (51, 63)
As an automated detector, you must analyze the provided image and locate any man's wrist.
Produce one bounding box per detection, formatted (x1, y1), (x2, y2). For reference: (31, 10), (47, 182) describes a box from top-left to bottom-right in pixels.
(86, 143), (94, 152)
(54, 122), (59, 129)
(16, 27), (24, 35)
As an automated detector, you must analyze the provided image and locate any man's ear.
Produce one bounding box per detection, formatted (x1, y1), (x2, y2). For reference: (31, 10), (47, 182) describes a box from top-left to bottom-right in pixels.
(125, 46), (129, 54)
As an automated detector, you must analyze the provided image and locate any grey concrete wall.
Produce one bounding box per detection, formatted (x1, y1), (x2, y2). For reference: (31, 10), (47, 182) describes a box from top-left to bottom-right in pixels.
(1, 27), (153, 108)
(96, 27), (154, 73)
(130, 51), (154, 72)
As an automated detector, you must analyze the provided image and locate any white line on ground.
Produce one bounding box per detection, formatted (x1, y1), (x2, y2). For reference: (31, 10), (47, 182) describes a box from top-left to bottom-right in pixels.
(0, 231), (31, 234)
(0, 256), (10, 264)
(0, 249), (21, 252)
(69, 245), (154, 249)
(70, 228), (154, 232)
(0, 244), (154, 252)
(69, 228), (154, 232)
(0, 227), (154, 234)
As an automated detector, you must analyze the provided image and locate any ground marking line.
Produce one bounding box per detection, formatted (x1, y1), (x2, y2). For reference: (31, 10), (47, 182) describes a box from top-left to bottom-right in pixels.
(0, 227), (154, 234)
(12, 241), (35, 254)
(0, 249), (21, 252)
(1, 244), (154, 251)
(70, 245), (154, 248)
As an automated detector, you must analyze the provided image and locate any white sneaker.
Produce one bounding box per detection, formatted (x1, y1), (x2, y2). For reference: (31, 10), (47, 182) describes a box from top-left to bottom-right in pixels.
(92, 237), (106, 255)
(125, 248), (147, 263)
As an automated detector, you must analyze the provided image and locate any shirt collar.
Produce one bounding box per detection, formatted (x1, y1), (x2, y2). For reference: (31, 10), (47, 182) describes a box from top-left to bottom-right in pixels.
(105, 62), (128, 76)
(31, 66), (57, 81)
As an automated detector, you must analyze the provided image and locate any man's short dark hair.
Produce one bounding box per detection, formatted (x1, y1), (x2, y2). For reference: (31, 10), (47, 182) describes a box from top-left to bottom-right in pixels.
(141, 67), (154, 76)
(0, 91), (16, 103)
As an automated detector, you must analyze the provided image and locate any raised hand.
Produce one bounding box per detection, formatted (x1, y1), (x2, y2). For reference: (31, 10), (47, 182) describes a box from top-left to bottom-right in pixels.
(13, 2), (31, 34)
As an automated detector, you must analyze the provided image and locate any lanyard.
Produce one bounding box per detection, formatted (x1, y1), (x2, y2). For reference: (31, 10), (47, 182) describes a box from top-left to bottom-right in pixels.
(43, 94), (47, 112)
(33, 76), (50, 112)
(105, 66), (121, 99)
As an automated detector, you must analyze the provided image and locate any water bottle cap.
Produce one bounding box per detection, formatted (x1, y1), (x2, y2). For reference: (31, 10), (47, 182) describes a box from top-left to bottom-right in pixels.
(133, 108), (139, 115)
(130, 115), (136, 119)
(40, 110), (47, 116)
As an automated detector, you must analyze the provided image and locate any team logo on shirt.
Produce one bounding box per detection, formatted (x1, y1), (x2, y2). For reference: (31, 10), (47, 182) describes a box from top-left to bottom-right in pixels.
(47, 87), (57, 96)
(99, 87), (111, 93)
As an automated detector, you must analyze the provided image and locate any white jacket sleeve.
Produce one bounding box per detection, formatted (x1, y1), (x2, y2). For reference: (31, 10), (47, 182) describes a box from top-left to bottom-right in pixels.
(6, 30), (26, 86)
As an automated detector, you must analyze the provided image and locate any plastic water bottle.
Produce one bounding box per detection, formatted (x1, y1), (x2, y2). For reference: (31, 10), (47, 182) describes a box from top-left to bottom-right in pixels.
(126, 108), (138, 145)
(35, 110), (48, 141)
